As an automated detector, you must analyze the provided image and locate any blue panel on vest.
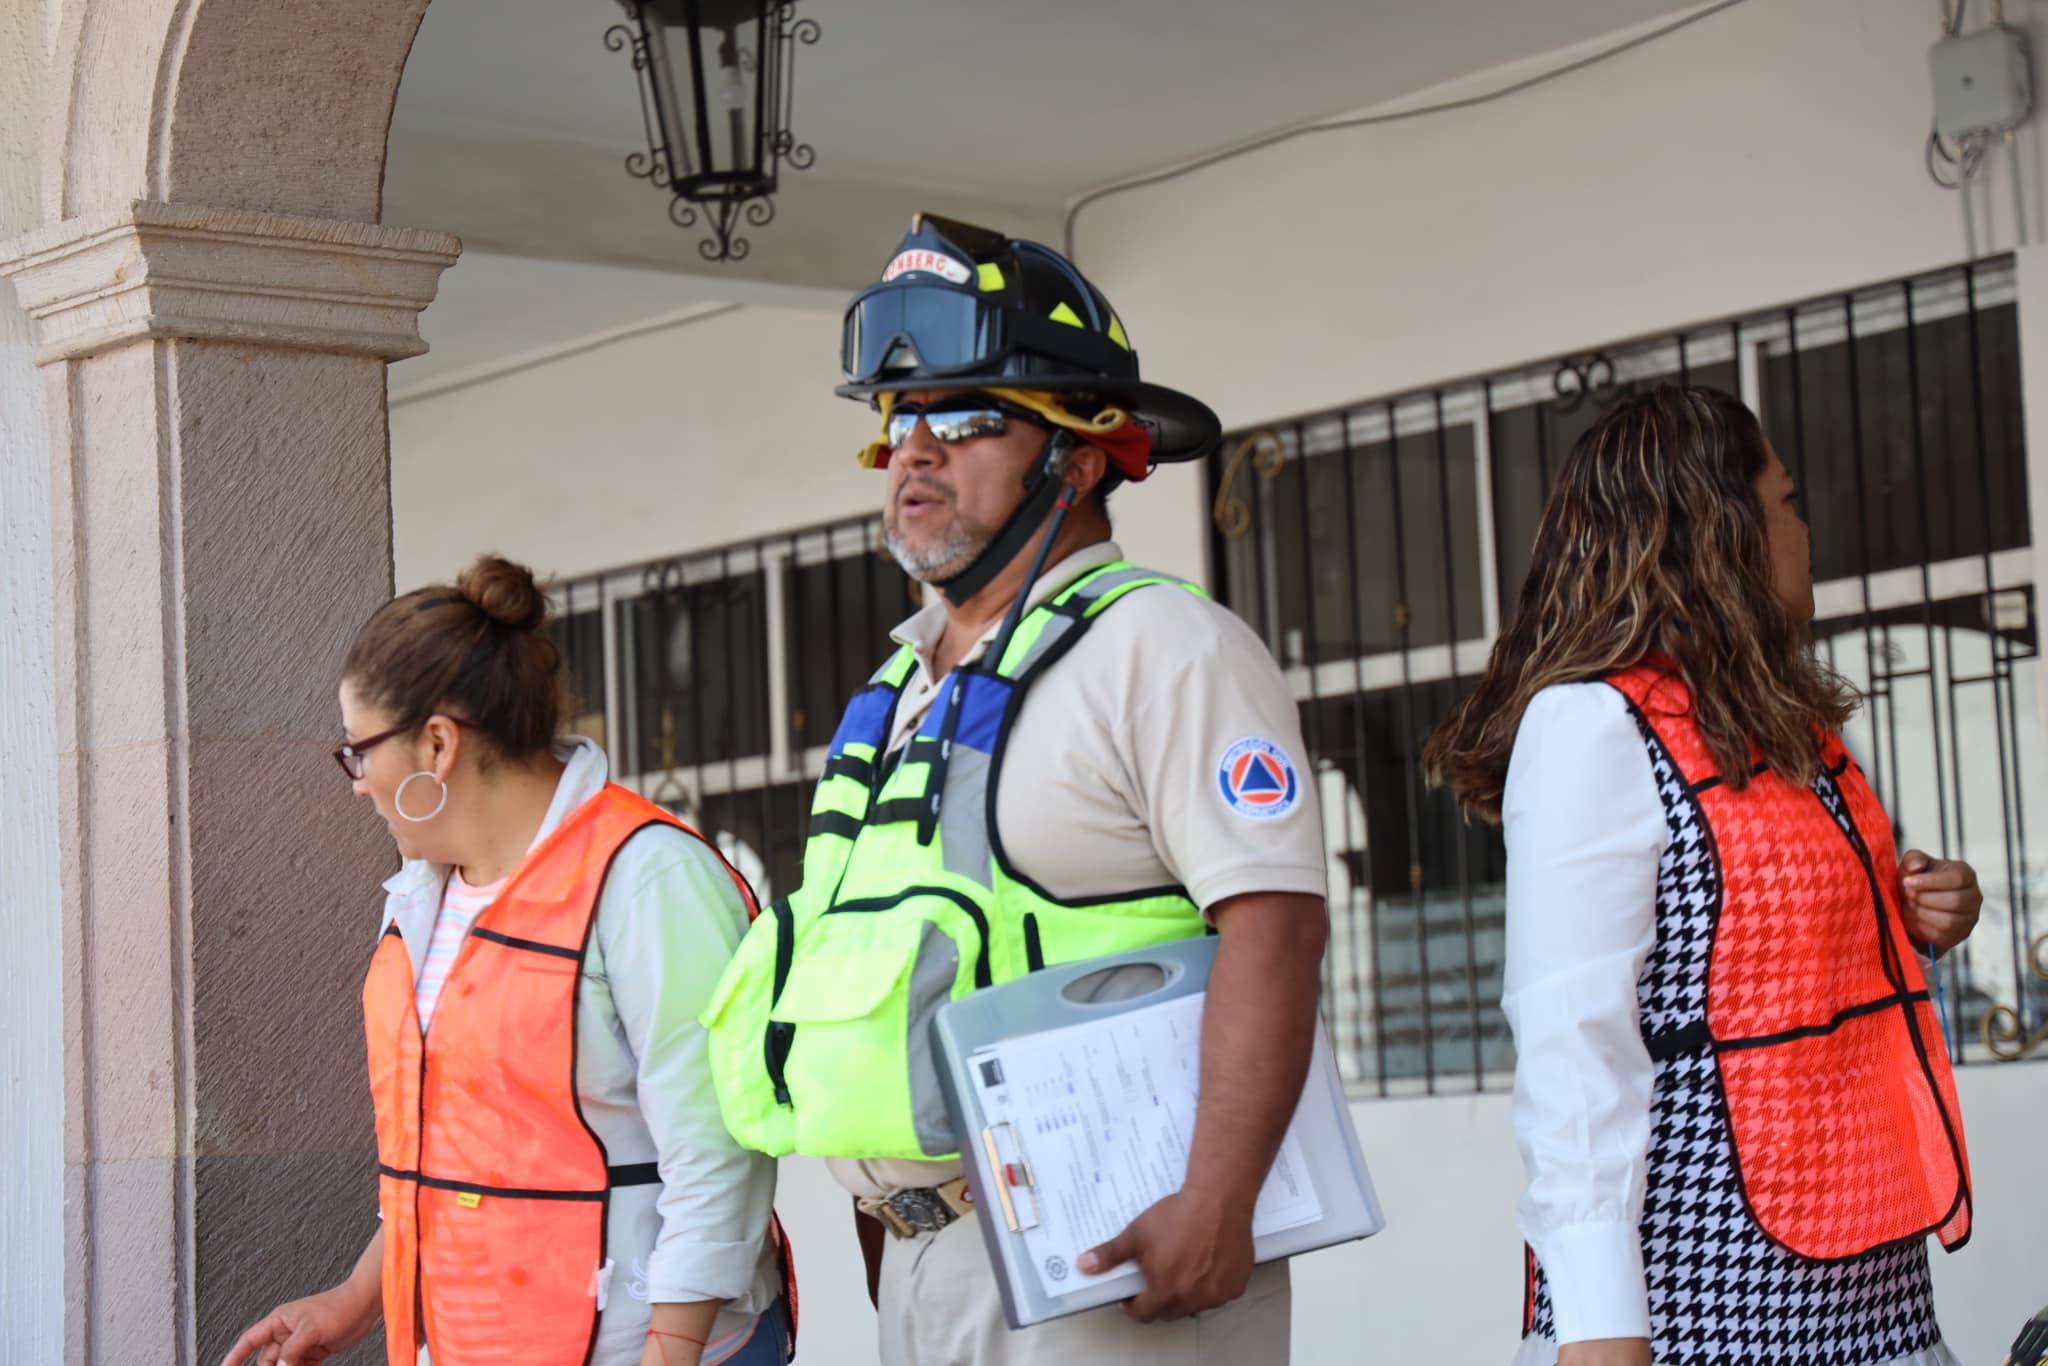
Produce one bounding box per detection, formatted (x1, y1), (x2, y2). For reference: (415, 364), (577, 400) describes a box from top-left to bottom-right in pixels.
(919, 672), (1010, 753)
(830, 686), (895, 754)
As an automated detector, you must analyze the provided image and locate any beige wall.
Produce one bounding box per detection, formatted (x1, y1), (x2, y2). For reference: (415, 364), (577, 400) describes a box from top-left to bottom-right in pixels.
(1076, 0), (2041, 432)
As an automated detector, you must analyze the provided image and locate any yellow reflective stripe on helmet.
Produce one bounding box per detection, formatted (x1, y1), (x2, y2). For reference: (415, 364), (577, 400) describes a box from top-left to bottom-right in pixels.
(977, 263), (1005, 292)
(1107, 313), (1130, 350)
(1048, 302), (1083, 328)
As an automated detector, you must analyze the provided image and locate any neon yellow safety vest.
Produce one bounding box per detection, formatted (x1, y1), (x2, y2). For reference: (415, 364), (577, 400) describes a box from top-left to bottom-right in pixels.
(701, 562), (1211, 1160)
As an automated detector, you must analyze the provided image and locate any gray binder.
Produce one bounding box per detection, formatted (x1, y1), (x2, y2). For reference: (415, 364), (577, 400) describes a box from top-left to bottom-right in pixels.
(931, 936), (1385, 1329)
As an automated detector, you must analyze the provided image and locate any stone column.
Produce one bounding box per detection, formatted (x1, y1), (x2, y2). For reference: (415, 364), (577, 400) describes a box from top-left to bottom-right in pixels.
(2, 199), (459, 1365)
(1, 0), (62, 1360)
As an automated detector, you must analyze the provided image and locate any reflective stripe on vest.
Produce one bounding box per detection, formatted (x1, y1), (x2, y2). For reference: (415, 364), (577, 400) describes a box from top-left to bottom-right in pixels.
(1606, 664), (1972, 1259)
(702, 562), (1212, 1161)
(363, 784), (758, 1366)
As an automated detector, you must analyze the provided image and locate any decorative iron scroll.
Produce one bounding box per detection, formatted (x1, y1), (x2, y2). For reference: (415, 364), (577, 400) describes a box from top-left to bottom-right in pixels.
(1551, 352), (1621, 414)
(1211, 429), (1286, 540)
(1982, 931), (2048, 1061)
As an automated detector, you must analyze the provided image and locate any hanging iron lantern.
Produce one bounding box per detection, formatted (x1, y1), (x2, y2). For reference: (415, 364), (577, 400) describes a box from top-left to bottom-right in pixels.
(605, 0), (820, 263)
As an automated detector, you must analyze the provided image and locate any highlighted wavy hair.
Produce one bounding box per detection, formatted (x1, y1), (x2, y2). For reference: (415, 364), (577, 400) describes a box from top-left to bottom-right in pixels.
(1423, 384), (1854, 821)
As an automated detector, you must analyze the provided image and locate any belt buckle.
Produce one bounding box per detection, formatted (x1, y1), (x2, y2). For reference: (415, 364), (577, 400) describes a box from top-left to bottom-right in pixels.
(857, 1194), (917, 1239)
(860, 1180), (973, 1239)
(886, 1187), (952, 1235)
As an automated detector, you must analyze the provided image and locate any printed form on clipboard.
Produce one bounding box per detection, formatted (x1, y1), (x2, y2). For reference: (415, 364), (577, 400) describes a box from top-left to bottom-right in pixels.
(968, 990), (1324, 1302)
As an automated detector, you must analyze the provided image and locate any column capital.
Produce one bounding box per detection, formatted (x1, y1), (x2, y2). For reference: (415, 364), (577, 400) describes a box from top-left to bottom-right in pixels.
(0, 200), (461, 365)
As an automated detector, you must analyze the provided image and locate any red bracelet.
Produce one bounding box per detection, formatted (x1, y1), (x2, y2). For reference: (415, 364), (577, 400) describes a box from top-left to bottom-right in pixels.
(649, 1329), (707, 1347)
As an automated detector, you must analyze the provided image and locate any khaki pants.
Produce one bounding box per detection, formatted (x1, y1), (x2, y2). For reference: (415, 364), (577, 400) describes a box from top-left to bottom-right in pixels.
(877, 1215), (1291, 1366)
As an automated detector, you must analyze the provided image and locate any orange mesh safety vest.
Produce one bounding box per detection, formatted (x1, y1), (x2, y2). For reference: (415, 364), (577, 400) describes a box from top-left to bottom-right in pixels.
(363, 783), (789, 1365)
(1610, 664), (1971, 1259)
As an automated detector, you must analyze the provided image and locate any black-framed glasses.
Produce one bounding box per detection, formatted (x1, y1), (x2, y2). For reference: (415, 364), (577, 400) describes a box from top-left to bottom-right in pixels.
(885, 397), (1047, 449)
(333, 717), (479, 780)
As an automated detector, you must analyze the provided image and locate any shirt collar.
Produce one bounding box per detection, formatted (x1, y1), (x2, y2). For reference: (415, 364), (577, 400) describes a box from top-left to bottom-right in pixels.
(888, 540), (1124, 672)
(378, 735), (610, 894)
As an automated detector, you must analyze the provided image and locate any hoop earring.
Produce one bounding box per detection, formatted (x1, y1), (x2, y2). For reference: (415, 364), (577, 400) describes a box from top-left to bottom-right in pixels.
(395, 771), (449, 823)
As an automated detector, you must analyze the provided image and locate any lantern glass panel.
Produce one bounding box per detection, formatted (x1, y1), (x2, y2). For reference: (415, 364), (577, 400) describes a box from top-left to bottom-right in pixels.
(642, 0), (774, 194)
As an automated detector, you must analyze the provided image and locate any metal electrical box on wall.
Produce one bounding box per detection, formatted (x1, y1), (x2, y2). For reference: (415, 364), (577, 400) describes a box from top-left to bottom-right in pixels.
(1930, 26), (2034, 140)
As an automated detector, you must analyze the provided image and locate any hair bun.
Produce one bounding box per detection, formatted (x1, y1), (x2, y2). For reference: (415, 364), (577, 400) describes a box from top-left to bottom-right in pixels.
(456, 554), (550, 632)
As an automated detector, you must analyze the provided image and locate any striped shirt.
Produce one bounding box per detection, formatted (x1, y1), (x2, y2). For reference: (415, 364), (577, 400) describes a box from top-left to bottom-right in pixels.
(415, 869), (507, 1030)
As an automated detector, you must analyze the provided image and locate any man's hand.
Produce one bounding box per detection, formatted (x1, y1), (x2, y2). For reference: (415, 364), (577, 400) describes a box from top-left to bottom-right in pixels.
(1074, 890), (1324, 1324)
(1558, 1338), (1652, 1366)
(1076, 1185), (1255, 1322)
(1899, 851), (1981, 955)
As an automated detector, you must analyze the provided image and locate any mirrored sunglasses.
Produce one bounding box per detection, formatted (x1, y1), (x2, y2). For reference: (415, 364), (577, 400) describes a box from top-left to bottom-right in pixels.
(885, 398), (1046, 449)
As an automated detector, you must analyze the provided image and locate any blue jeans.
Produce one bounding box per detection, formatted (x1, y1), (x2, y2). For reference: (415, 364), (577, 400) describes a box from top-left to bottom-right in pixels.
(708, 1297), (791, 1366)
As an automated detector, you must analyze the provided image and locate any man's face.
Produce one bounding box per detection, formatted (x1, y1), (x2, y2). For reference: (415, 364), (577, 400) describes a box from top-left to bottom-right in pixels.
(881, 389), (1047, 583)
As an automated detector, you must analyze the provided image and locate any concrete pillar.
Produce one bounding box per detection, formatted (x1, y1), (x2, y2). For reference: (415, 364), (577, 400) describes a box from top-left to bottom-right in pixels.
(2, 202), (458, 1362)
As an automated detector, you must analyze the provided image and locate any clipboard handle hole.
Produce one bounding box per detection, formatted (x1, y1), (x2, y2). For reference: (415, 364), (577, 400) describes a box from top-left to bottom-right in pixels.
(1058, 962), (1168, 1004)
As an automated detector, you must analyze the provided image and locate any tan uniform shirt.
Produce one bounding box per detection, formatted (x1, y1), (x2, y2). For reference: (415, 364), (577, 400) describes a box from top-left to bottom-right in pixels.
(830, 540), (1327, 1197)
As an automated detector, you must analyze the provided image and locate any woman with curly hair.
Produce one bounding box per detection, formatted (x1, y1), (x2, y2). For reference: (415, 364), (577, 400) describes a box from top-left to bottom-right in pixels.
(1426, 386), (1979, 1366)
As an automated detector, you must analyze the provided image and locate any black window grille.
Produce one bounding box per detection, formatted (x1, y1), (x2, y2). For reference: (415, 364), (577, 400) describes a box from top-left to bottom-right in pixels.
(1212, 258), (2041, 1093)
(551, 516), (918, 906)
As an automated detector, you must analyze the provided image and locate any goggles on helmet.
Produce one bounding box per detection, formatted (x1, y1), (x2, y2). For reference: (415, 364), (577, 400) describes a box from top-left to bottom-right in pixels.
(840, 279), (1135, 387)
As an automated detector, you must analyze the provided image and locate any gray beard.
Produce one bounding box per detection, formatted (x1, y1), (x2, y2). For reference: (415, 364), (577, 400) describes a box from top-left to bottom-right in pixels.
(884, 522), (988, 583)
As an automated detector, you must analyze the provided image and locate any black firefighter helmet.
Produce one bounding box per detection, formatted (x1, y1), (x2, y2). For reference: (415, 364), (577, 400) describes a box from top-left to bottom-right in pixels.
(836, 213), (1222, 468)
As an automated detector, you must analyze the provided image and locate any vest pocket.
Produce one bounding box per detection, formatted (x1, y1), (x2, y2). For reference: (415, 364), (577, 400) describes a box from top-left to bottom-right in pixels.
(771, 902), (974, 1159)
(700, 900), (798, 1156)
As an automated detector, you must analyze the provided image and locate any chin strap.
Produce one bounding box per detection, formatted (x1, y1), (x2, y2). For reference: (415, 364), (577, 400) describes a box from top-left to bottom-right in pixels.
(933, 429), (1077, 608)
(919, 451), (1079, 846)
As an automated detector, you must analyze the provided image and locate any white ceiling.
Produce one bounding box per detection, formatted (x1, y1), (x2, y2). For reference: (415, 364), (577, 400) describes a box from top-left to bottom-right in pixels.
(389, 0), (1696, 383)
(393, 0), (1695, 202)
(388, 251), (843, 394)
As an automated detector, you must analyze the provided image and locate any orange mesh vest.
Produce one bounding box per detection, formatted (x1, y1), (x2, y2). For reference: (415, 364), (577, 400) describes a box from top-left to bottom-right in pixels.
(363, 784), (766, 1366)
(1609, 664), (1971, 1259)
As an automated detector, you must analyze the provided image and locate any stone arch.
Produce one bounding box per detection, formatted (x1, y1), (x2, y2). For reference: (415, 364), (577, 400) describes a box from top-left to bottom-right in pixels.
(4, 2), (455, 1360)
(44, 0), (430, 221)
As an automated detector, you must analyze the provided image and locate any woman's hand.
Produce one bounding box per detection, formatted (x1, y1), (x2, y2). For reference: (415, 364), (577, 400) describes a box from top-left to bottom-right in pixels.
(217, 1283), (378, 1366)
(1899, 851), (1982, 955)
(219, 1231), (381, 1366)
(1558, 1338), (1653, 1366)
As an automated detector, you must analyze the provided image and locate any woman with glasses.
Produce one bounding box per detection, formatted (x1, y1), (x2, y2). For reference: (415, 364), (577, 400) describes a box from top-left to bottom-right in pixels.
(223, 555), (791, 1366)
(1426, 386), (1978, 1366)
